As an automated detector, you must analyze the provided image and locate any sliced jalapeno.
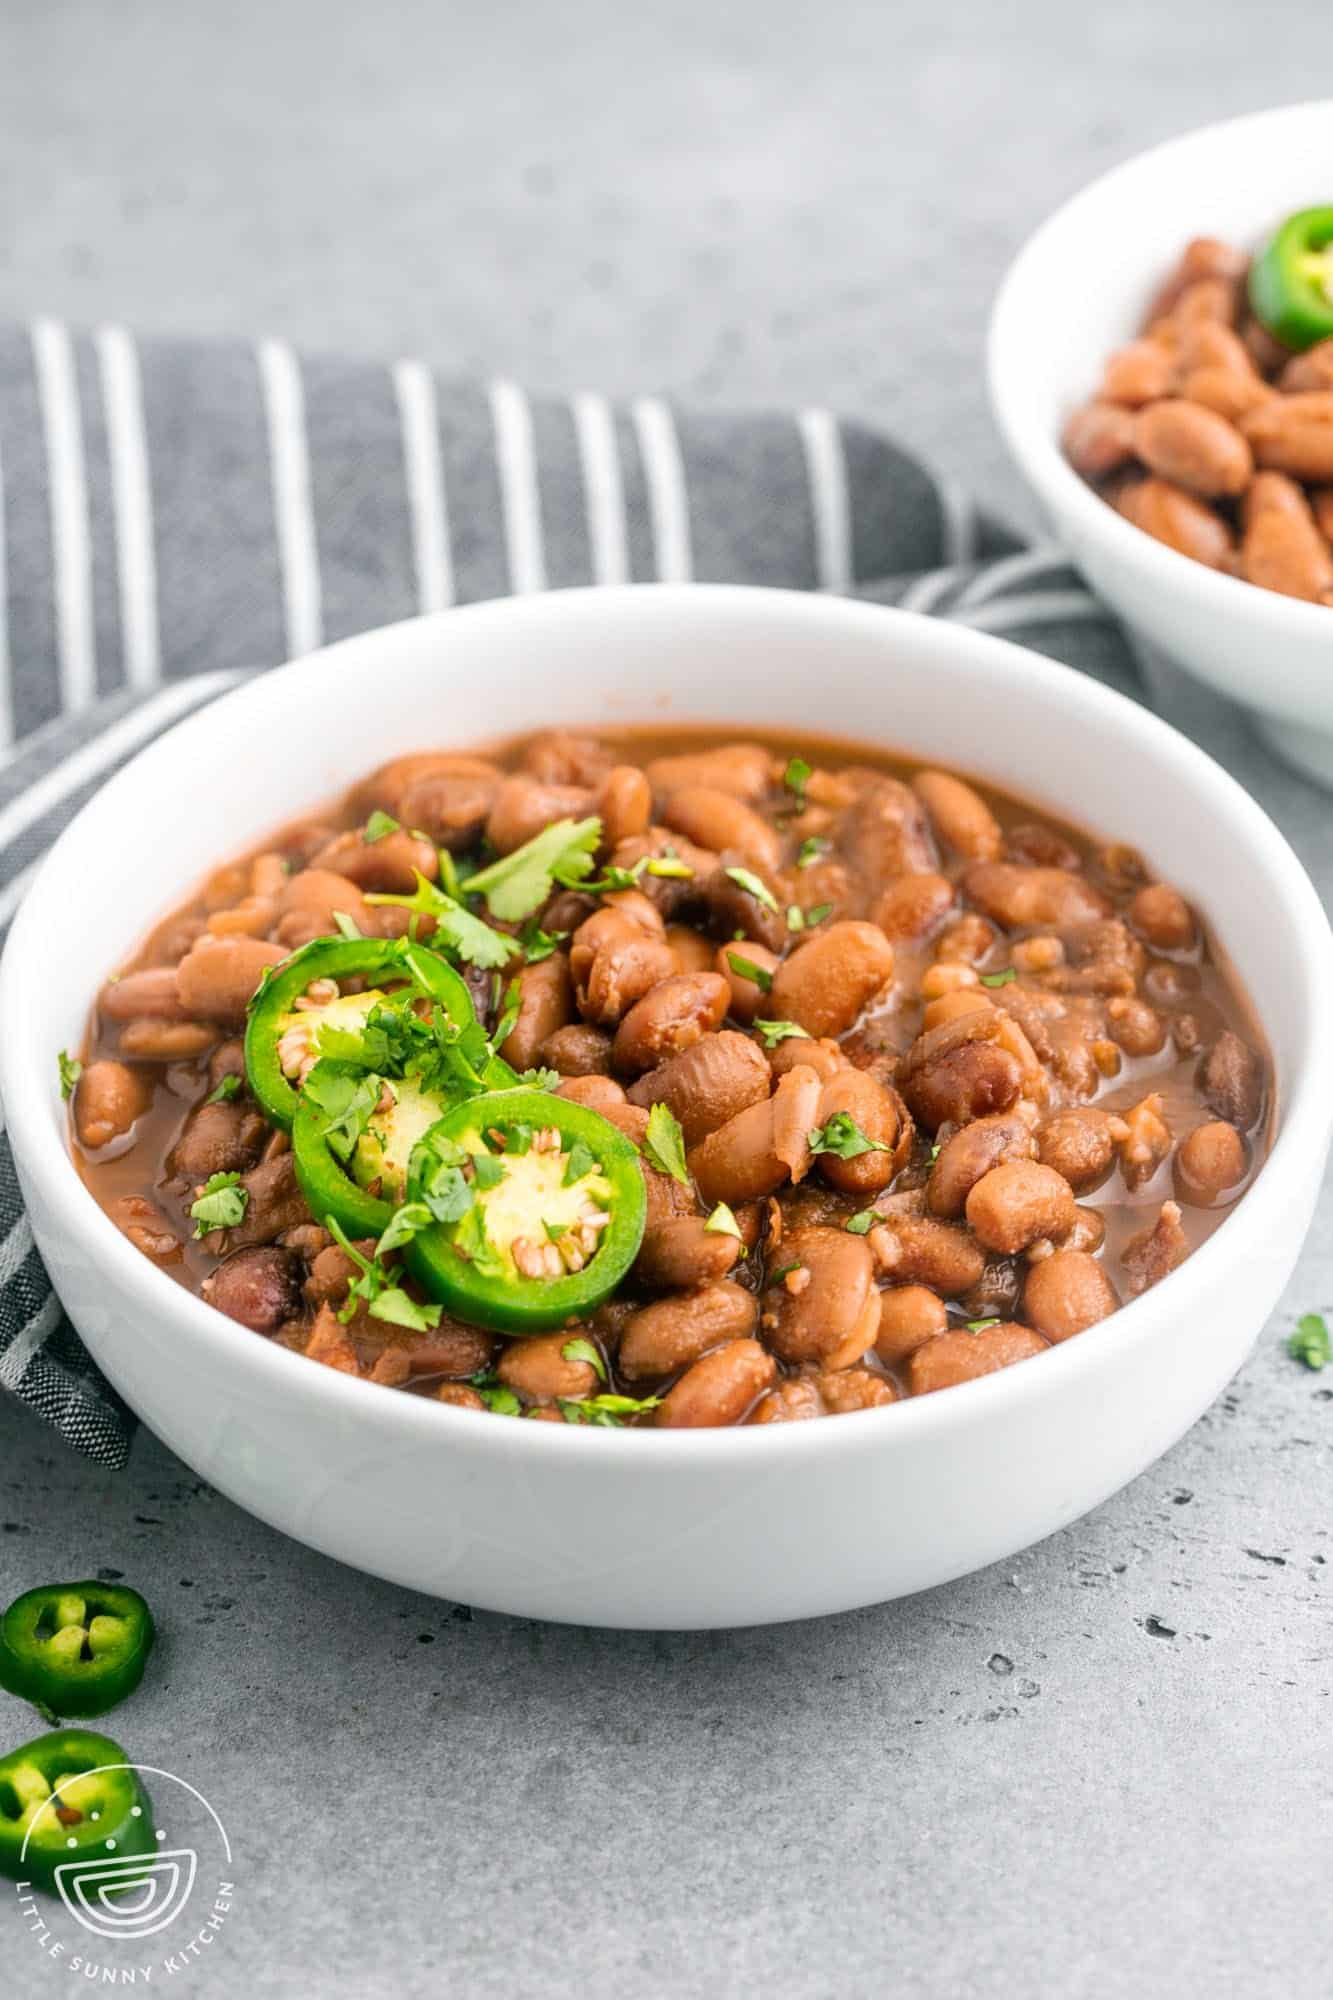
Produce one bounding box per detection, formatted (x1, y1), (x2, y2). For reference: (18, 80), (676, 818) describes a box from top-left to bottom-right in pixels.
(243, 935), (477, 1129)
(1249, 206), (1333, 352)
(0, 1583), (155, 1720)
(0, 1729), (156, 1892)
(402, 1089), (647, 1334)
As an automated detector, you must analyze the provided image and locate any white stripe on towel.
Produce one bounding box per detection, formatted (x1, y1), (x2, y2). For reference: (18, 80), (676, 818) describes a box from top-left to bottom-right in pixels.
(393, 359), (455, 613)
(937, 478), (976, 568)
(953, 588), (1106, 633)
(633, 399), (693, 583)
(32, 319), (96, 712)
(572, 392), (629, 586)
(258, 338), (322, 656)
(95, 324), (161, 690)
(952, 545), (1071, 611)
(797, 408), (852, 594)
(489, 378), (547, 595)
(0, 439), (12, 750)
(0, 1290), (63, 1390)
(0, 1213), (33, 1291)
(897, 563), (971, 615)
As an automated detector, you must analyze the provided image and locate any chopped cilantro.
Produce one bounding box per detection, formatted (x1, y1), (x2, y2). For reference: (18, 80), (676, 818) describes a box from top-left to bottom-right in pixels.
(808, 1112), (887, 1160)
(783, 756), (812, 806)
(753, 1018), (810, 1049)
(786, 905), (805, 933)
(464, 816), (602, 921)
(471, 1377), (522, 1417)
(726, 950), (773, 993)
(557, 1392), (662, 1427)
(518, 1065), (560, 1091)
(471, 1151), (507, 1191)
(580, 858), (649, 896)
(204, 1073), (243, 1106)
(365, 872), (517, 970)
(768, 1260), (802, 1284)
(979, 968), (1017, 988)
(518, 916), (568, 964)
(332, 909), (363, 940)
(302, 1066), (382, 1163)
(965, 1318), (1001, 1333)
(645, 853), (694, 881)
(375, 1201), (437, 1256)
(845, 1210), (885, 1235)
(562, 1138), (597, 1187)
(803, 902), (834, 928)
(796, 836), (830, 870)
(365, 1287), (442, 1332)
(326, 1213), (442, 1329)
(1287, 1313), (1331, 1371)
(57, 1050), (82, 1100)
(703, 1202), (742, 1239)
(492, 978), (522, 1052)
(644, 1103), (690, 1186)
(364, 809), (400, 843)
(561, 1335), (607, 1381)
(190, 1171), (248, 1238)
(724, 865), (779, 913)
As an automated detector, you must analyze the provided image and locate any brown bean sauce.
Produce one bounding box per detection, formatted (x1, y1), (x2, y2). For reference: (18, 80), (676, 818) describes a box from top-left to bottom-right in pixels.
(72, 725), (1272, 1428)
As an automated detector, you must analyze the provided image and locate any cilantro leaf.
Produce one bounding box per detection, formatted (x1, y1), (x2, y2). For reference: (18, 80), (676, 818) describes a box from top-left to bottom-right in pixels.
(561, 1335), (607, 1381)
(204, 1073), (243, 1105)
(517, 917), (568, 964)
(783, 756), (812, 806)
(492, 978), (522, 1051)
(367, 1286), (442, 1331)
(808, 1112), (887, 1161)
(190, 1171), (248, 1238)
(645, 853), (694, 880)
(1287, 1312), (1331, 1371)
(703, 1202), (742, 1239)
(796, 835), (829, 870)
(803, 902), (834, 927)
(464, 816), (602, 922)
(723, 865), (778, 913)
(364, 809), (400, 843)
(518, 1066), (561, 1091)
(726, 951), (773, 993)
(557, 1391), (662, 1427)
(845, 1210), (885, 1235)
(365, 872), (517, 970)
(302, 1066), (382, 1164)
(979, 968), (1017, 989)
(470, 1376), (523, 1416)
(375, 1201), (435, 1256)
(965, 1318), (1001, 1333)
(753, 1019), (809, 1049)
(644, 1103), (690, 1186)
(58, 1050), (82, 1100)
(562, 1138), (597, 1187)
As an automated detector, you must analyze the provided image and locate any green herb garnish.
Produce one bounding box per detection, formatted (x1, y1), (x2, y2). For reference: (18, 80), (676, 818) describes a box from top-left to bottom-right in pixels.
(965, 1318), (1001, 1333)
(724, 866), (778, 913)
(518, 917), (569, 965)
(727, 951), (773, 993)
(557, 1391), (662, 1427)
(332, 910), (363, 940)
(464, 816), (602, 922)
(492, 978), (522, 1052)
(303, 1066), (382, 1163)
(845, 1210), (885, 1235)
(1287, 1313), (1331, 1371)
(979, 968), (1017, 989)
(562, 1138), (597, 1188)
(808, 1112), (887, 1161)
(644, 1103), (690, 1186)
(803, 902), (834, 928)
(783, 756), (812, 807)
(753, 1019), (810, 1049)
(365, 872), (517, 970)
(796, 836), (830, 870)
(190, 1171), (249, 1238)
(561, 1336), (607, 1381)
(57, 1050), (82, 1100)
(364, 809), (400, 843)
(204, 1073), (243, 1106)
(703, 1202), (742, 1239)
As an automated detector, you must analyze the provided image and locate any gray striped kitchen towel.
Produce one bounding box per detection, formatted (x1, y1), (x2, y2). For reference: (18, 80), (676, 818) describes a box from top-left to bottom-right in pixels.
(0, 318), (1135, 1467)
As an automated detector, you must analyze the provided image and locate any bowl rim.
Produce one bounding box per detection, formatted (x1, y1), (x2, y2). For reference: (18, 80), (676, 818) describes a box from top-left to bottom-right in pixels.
(3, 583), (1331, 1464)
(987, 96), (1333, 641)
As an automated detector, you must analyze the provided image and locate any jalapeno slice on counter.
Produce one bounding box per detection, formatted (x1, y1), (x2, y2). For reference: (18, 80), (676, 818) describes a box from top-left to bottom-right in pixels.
(402, 1089), (647, 1334)
(0, 1584), (155, 1720)
(244, 935), (478, 1129)
(0, 1729), (156, 1891)
(1249, 206), (1333, 352)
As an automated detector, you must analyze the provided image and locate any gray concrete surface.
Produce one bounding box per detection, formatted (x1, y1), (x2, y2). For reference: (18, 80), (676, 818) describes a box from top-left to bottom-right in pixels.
(2, 3), (1331, 1995)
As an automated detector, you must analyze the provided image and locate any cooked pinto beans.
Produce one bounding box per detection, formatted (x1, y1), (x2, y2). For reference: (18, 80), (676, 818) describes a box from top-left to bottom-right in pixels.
(75, 721), (1269, 1429)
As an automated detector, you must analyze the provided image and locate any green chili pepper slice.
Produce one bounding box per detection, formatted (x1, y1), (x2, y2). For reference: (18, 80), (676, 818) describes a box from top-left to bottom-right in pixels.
(0, 1729), (156, 1892)
(1248, 206), (1333, 352)
(0, 1584), (155, 1720)
(402, 1089), (647, 1334)
(243, 935), (478, 1129)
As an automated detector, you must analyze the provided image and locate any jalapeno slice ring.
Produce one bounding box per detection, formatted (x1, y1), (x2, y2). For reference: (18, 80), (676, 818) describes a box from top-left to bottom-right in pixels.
(0, 1583), (155, 1720)
(244, 935), (477, 1130)
(1248, 206), (1333, 353)
(402, 1089), (647, 1335)
(0, 1728), (156, 1892)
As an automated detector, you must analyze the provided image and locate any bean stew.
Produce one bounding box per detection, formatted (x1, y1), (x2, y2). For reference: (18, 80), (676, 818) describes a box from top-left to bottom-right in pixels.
(71, 727), (1271, 1430)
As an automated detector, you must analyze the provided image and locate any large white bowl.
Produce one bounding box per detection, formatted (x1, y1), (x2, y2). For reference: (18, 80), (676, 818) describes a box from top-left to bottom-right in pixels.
(3, 587), (1330, 1628)
(989, 99), (1333, 786)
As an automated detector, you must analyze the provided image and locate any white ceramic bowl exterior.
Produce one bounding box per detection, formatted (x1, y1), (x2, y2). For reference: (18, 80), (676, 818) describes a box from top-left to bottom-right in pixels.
(988, 100), (1333, 785)
(2, 588), (1330, 1628)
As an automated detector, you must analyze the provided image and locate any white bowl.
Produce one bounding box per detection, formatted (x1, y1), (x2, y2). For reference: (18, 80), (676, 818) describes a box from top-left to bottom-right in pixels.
(989, 99), (1333, 787)
(3, 587), (1330, 1628)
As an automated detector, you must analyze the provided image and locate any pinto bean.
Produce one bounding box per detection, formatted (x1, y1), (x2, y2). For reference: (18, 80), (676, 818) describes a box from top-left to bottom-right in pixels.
(168, 1099), (267, 1181)
(553, 1074), (627, 1115)
(1145, 237), (1248, 323)
(873, 872), (955, 943)
(874, 1284), (948, 1364)
(118, 1020), (219, 1060)
(1239, 472), (1333, 603)
(354, 751), (501, 818)
(107, 1193), (180, 1262)
(540, 1023), (614, 1076)
(620, 1281), (759, 1381)
(1122, 1200), (1189, 1295)
(716, 941), (780, 1021)
(1105, 995), (1166, 1057)
(645, 742), (771, 800)
(1175, 1120), (1246, 1206)
(74, 1061), (152, 1150)
(666, 925), (717, 974)
(934, 913), (998, 965)
(1035, 1108), (1128, 1192)
(486, 776), (592, 855)
(176, 935), (286, 1025)
(310, 828), (439, 895)
(98, 966), (188, 1023)
(497, 1332), (599, 1404)
(927, 1114), (1034, 1218)
(1118, 1093), (1172, 1192)
(274, 870), (372, 950)
(603, 1102), (650, 1145)
(593, 765), (652, 849)
(913, 771), (1003, 862)
(1063, 401), (1140, 479)
(206, 1152), (310, 1250)
(1134, 399), (1252, 499)
(896, 1009), (1021, 1131)
(521, 730), (612, 787)
(768, 921), (894, 1039)
(868, 1214), (987, 1296)
(762, 1226), (878, 1369)
(571, 911), (679, 1026)
(688, 1066), (821, 1207)
(202, 1245), (303, 1335)
(1240, 392), (1333, 483)
(701, 865), (789, 953)
(1129, 882), (1197, 952)
(364, 1319), (494, 1380)
(635, 1215), (741, 1289)
(1100, 339), (1176, 406)
(962, 862), (1110, 930)
(438, 1383), (486, 1411)
(1199, 1029), (1264, 1130)
(907, 1323), (1047, 1395)
(612, 972), (730, 1075)
(811, 1068), (905, 1196)
(610, 830), (719, 916)
(1281, 340), (1333, 394)
(664, 787), (781, 874)
(656, 1338), (776, 1428)
(750, 1377), (825, 1423)
(502, 956), (574, 1073)
(966, 1161), (1076, 1256)
(768, 1035), (845, 1083)
(627, 1030), (770, 1145)
(1023, 1250), (1118, 1343)
(305, 1304), (360, 1374)
(1113, 475), (1234, 568)
(817, 1368), (897, 1412)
